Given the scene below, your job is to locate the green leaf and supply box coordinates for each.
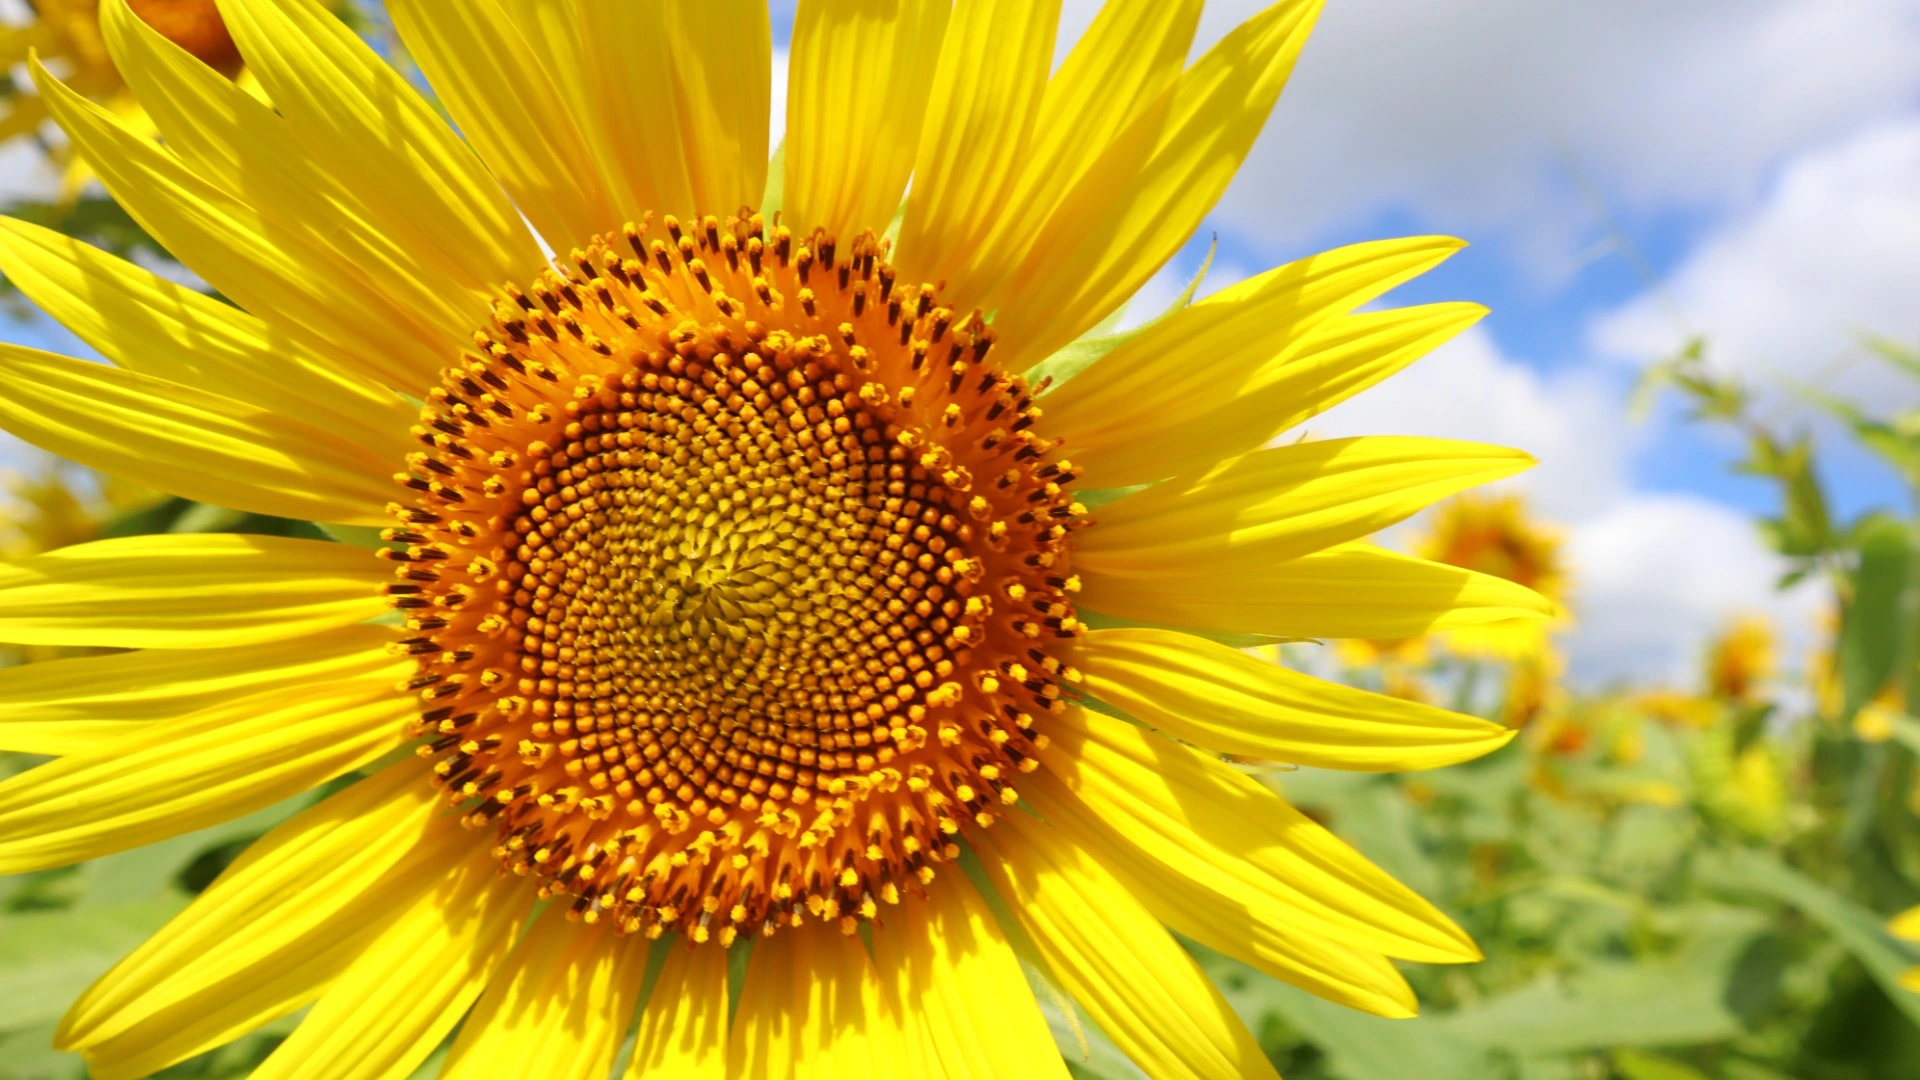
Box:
[1697,848,1920,1030]
[1719,1061,1798,1080]
[95,496,196,541]
[1800,381,1920,481]
[1613,1049,1711,1080]
[1167,234,1218,313]
[1222,969,1489,1080]
[0,898,186,1031]
[0,1023,83,1080]
[1744,435,1834,558]
[1730,703,1774,758]
[318,523,392,549]
[1431,911,1759,1054]
[1838,514,1915,721]
[1026,329,1141,397]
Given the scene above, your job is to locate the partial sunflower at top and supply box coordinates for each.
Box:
[0,0,328,198]
[0,1,1553,1077]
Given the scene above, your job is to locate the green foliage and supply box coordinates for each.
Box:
[1837,515,1915,721]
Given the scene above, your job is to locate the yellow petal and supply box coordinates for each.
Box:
[387,0,615,253]
[973,809,1279,1080]
[784,0,949,239]
[0,533,386,649]
[60,764,469,1080]
[1901,965,1920,995]
[626,943,727,1080]
[96,0,497,389]
[992,0,1324,371]
[1025,772,1417,1019]
[871,873,1068,1080]
[570,0,697,222]
[1070,628,1513,771]
[1079,540,1555,641]
[251,852,537,1080]
[0,625,400,756]
[0,343,397,526]
[893,0,1061,294]
[664,1,772,215]
[0,215,411,446]
[0,679,412,874]
[30,57,447,394]
[441,906,651,1080]
[489,0,768,223]
[1069,302,1486,489]
[1080,436,1533,574]
[1038,705,1480,963]
[491,0,593,131]
[959,0,1203,312]
[1043,236,1465,479]
[215,0,544,295]
[1891,904,1920,941]
[729,924,909,1078]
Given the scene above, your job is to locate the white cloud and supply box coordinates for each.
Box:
[1060,0,1920,271]
[1300,325,1814,686]
[0,139,59,205]
[1305,326,1633,522]
[1564,494,1823,687]
[1592,118,1920,410]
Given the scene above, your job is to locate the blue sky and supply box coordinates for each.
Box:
[3,0,1918,687]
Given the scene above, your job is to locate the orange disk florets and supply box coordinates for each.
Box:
[383,210,1086,944]
[125,0,244,74]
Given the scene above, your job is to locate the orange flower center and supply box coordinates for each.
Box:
[124,0,242,74]
[384,211,1086,944]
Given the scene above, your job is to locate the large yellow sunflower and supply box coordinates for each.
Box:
[0,0,1554,1075]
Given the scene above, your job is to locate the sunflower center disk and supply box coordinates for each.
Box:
[384,211,1086,943]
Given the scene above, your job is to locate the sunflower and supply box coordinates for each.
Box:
[1702,613,1775,706]
[1636,687,1719,730]
[0,0,1553,1075]
[1414,491,1568,660]
[1499,648,1562,729]
[0,0,250,197]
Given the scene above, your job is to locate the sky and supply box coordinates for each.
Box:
[4,0,1920,689]
[1054,0,1920,688]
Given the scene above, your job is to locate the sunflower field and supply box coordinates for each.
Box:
[0,0,1917,1078]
